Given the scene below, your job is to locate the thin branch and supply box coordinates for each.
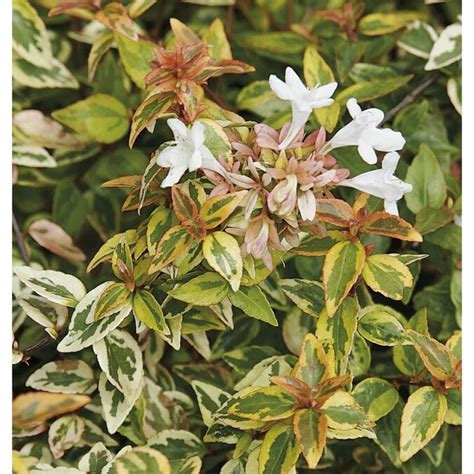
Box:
[381,73,439,125]
[21,327,68,362]
[12,212,30,264]
[225,4,235,38]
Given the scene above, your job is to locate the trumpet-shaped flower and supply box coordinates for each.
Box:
[269,67,337,150]
[156,119,225,187]
[339,152,412,215]
[326,98,405,164]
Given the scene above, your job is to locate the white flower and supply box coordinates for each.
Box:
[156,119,225,187]
[269,67,337,150]
[326,98,405,164]
[339,152,412,216]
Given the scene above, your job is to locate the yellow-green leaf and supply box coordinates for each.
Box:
[352,378,399,421]
[399,386,447,462]
[132,290,169,334]
[200,191,247,229]
[293,409,327,469]
[203,231,243,291]
[322,391,372,430]
[359,11,427,36]
[228,285,277,326]
[323,240,365,317]
[169,272,229,306]
[149,225,191,274]
[303,45,340,132]
[295,333,331,388]
[258,423,301,474]
[362,254,413,300]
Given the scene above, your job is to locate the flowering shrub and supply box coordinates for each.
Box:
[13,1,461,473]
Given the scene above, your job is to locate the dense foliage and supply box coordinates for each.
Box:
[12,0,461,473]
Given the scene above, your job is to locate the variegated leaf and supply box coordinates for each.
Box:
[280,279,325,317]
[323,240,366,316]
[199,191,247,229]
[149,225,191,273]
[352,378,399,421]
[234,356,293,391]
[362,254,413,300]
[425,23,461,71]
[290,231,345,256]
[146,208,175,255]
[258,423,300,474]
[48,415,85,459]
[203,232,243,292]
[88,32,114,81]
[358,305,410,346]
[98,373,142,434]
[103,446,171,474]
[228,386,297,421]
[407,330,456,381]
[191,381,231,427]
[132,290,169,334]
[321,391,372,430]
[362,212,422,242]
[18,295,68,332]
[13,392,90,429]
[228,285,277,326]
[78,442,114,473]
[93,329,144,400]
[399,386,447,462]
[293,409,327,469]
[169,272,229,306]
[58,283,132,353]
[316,297,358,376]
[26,360,96,394]
[13,144,57,168]
[14,266,86,308]
[295,333,331,388]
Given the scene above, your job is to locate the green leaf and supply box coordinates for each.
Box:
[374,399,403,468]
[199,191,247,229]
[362,254,413,300]
[352,378,399,421]
[26,360,96,395]
[291,231,345,256]
[407,330,456,381]
[445,388,461,425]
[14,266,86,308]
[115,33,155,89]
[359,11,427,36]
[228,386,297,421]
[280,279,325,317]
[228,285,277,326]
[52,94,129,144]
[169,272,229,306]
[133,290,169,334]
[236,81,288,117]
[415,207,453,235]
[336,75,413,104]
[203,232,243,292]
[58,282,132,353]
[316,297,359,376]
[304,45,339,132]
[202,18,232,61]
[93,329,144,400]
[258,423,301,474]
[146,208,175,255]
[323,240,366,317]
[405,144,447,214]
[293,409,327,469]
[400,387,447,462]
[425,23,461,71]
[94,282,131,320]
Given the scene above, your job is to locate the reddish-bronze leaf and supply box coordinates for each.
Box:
[172,187,207,239]
[316,198,355,227]
[362,211,422,242]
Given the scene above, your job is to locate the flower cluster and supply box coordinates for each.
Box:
[149,67,412,268]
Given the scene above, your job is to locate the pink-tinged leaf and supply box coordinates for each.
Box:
[28,219,86,263]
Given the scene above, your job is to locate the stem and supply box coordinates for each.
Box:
[225,4,235,38]
[287,0,294,28]
[21,327,68,361]
[381,73,439,125]
[12,212,30,264]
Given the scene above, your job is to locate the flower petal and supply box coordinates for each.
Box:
[369,128,406,152]
[269,75,294,101]
[381,151,400,174]
[311,81,338,101]
[167,118,188,142]
[161,165,187,188]
[298,190,317,221]
[285,67,308,96]
[279,106,310,149]
[190,121,206,148]
[357,140,378,164]
[384,200,399,216]
[347,98,362,118]
[156,145,179,167]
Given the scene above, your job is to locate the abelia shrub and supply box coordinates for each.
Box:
[12,0,461,473]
